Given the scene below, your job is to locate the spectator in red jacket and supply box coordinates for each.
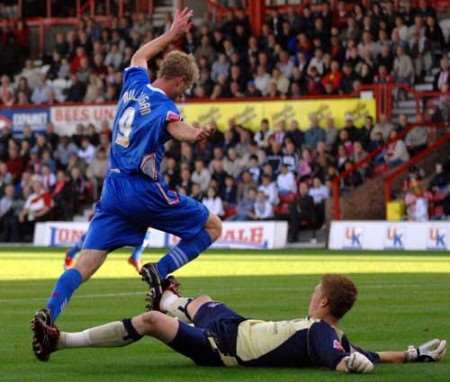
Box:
[19,179,54,241]
[6,144,24,181]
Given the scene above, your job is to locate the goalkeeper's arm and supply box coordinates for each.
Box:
[130,7,193,69]
[335,338,447,373]
[378,339,447,364]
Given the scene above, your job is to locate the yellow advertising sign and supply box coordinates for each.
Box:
[178,98,376,131]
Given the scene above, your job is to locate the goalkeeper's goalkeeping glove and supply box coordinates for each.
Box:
[343,352,374,373]
[406,339,447,362]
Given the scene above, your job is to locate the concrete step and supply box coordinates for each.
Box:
[152,5,173,25]
[396,100,417,108]
[154,5,172,14]
[392,109,417,116]
[415,83,434,91]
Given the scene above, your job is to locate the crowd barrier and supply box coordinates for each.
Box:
[0,98,376,135]
[33,221,288,249]
[329,221,450,251]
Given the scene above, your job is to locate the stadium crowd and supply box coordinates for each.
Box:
[1,1,450,243]
[0,108,445,243]
[1,1,449,105]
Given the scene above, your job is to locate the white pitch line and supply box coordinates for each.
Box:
[0,291,143,304]
[0,283,447,304]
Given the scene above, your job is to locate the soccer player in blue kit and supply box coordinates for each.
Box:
[33,274,447,371]
[32,8,222,354]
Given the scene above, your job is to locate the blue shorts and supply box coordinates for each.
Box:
[169,302,245,366]
[83,172,209,251]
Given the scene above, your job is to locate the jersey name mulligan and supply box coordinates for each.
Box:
[110,66,181,179]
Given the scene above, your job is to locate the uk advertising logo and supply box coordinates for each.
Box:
[343,227,363,249]
[427,228,447,250]
[384,227,405,250]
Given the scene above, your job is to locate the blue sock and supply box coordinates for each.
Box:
[156,229,212,278]
[46,268,83,322]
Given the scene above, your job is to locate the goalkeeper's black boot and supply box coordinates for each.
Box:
[31,309,59,361]
[145,275,181,311]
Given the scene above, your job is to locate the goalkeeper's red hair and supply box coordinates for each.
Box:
[321,274,358,320]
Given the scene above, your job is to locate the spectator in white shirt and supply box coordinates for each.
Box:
[277,50,294,79]
[202,187,224,218]
[386,130,410,167]
[104,44,123,69]
[31,74,53,104]
[191,159,211,192]
[277,164,297,195]
[251,191,274,220]
[254,65,271,96]
[308,48,325,75]
[211,53,229,82]
[258,174,279,205]
[308,177,329,205]
[78,137,96,164]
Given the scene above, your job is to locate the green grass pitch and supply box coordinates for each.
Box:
[1,248,450,382]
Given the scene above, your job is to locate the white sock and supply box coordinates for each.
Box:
[160,291,192,323]
[58,321,135,349]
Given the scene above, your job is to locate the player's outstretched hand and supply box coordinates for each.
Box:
[170,7,193,40]
[406,339,447,362]
[196,124,215,143]
[344,352,374,373]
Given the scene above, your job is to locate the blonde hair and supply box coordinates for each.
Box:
[158,50,199,89]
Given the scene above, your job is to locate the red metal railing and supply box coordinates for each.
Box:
[10,0,154,19]
[0,0,155,55]
[206,0,233,22]
[331,122,449,220]
[207,0,450,18]
[384,131,450,203]
[331,122,422,220]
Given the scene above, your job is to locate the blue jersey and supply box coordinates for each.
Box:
[110,66,181,179]
[82,66,209,252]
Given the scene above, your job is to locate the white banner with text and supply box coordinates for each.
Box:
[50,105,116,134]
[329,221,450,251]
[33,221,288,249]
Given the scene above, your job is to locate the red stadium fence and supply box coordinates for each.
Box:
[9,0,154,19]
[384,131,450,203]
[331,122,450,220]
[207,0,450,35]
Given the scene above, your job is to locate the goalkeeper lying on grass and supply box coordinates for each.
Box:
[32,274,447,373]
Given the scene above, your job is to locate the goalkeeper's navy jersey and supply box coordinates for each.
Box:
[186,302,380,369]
[110,66,181,178]
[232,318,380,368]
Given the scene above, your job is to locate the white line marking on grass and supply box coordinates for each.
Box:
[0,283,447,304]
[0,291,143,304]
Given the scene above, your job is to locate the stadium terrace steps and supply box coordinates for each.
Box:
[414,84,434,92]
[331,140,450,221]
[152,5,174,27]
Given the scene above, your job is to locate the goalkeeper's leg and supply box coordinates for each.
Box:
[55,311,180,353]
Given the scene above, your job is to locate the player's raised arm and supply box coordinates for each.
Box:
[130,7,193,69]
